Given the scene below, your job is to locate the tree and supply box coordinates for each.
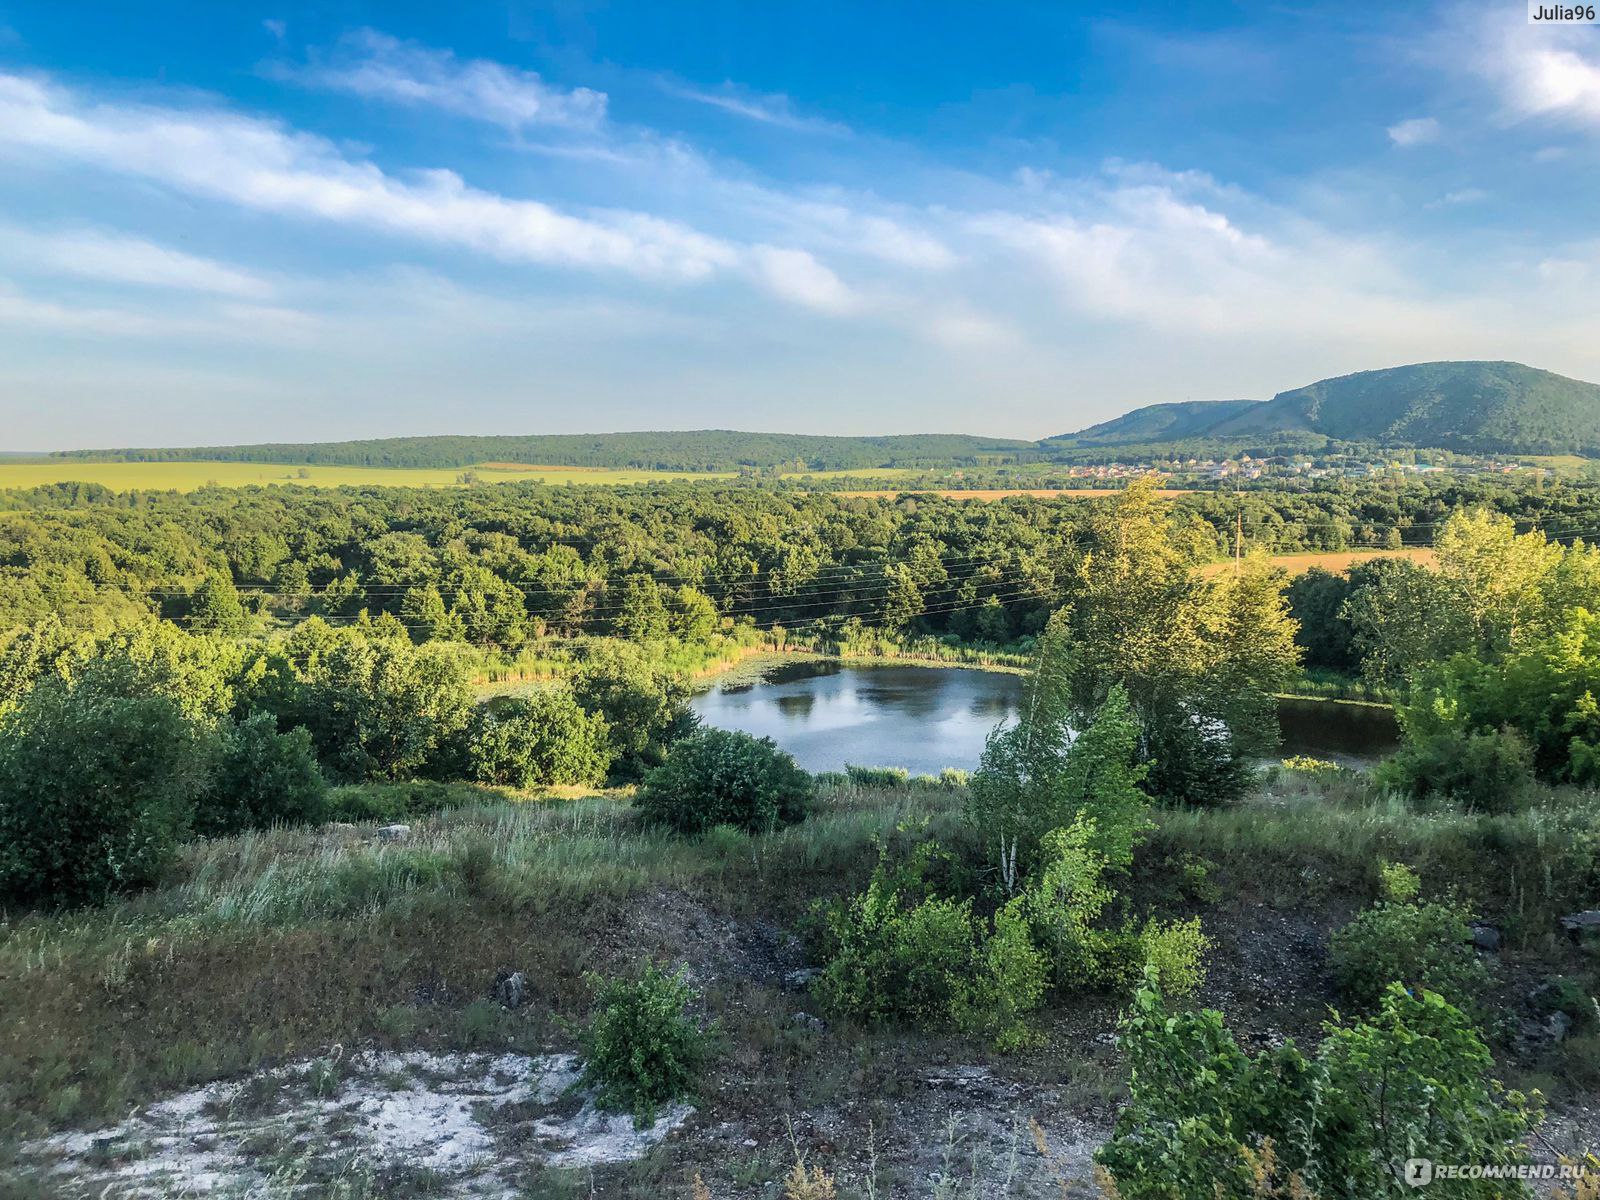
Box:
[613,573,672,642]
[463,689,614,788]
[967,667,1149,890]
[570,641,698,779]
[635,728,811,835]
[1285,567,1357,672]
[252,621,475,782]
[1048,483,1299,806]
[189,573,248,635]
[195,712,328,836]
[0,678,212,907]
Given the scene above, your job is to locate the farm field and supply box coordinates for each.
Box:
[0,461,736,492]
[1199,546,1437,577]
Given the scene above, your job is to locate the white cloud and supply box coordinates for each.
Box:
[749,246,859,313]
[1466,12,1600,130]
[666,81,849,136]
[0,72,734,281]
[0,278,307,340]
[1427,187,1488,208]
[262,19,286,44]
[1387,116,1441,146]
[969,174,1479,344]
[282,29,607,131]
[1,224,273,296]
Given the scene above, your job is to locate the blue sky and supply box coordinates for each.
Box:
[2,1,1599,448]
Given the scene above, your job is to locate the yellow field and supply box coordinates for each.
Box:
[1199,548,1437,578]
[0,461,733,492]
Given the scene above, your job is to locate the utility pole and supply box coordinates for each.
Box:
[1234,508,1243,575]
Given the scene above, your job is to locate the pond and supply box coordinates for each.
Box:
[689,661,1400,775]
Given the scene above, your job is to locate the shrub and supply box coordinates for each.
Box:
[816,875,979,1026]
[1331,894,1491,1013]
[1377,724,1535,814]
[0,679,211,907]
[1097,976,1543,1200]
[194,713,328,836]
[636,729,811,836]
[462,689,613,789]
[579,963,710,1125]
[814,851,1047,1050]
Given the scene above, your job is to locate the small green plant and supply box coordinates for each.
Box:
[1378,859,1421,902]
[578,963,710,1125]
[636,729,812,835]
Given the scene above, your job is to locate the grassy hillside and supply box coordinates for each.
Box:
[1053,361,1600,456]
[51,430,1039,472]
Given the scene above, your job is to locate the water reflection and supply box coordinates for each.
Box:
[690,663,1021,775]
[688,662,1403,776]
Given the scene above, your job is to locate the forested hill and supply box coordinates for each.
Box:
[51,431,1039,472]
[1053,361,1600,455]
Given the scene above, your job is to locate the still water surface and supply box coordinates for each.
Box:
[689,661,1399,775]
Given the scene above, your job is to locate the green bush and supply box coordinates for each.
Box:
[569,643,698,779]
[1097,977,1543,1199]
[578,963,711,1125]
[1330,894,1491,1013]
[0,679,211,908]
[462,689,613,789]
[814,851,1048,1050]
[1377,724,1536,814]
[194,713,328,836]
[635,729,811,836]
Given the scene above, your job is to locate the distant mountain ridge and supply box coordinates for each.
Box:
[47,361,1600,468]
[1053,361,1600,456]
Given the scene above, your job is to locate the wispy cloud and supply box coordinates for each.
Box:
[1387,116,1441,146]
[1,224,273,296]
[665,81,849,136]
[0,72,730,281]
[278,29,607,132]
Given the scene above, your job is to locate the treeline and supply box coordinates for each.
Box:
[7,476,1600,655]
[47,431,1038,472]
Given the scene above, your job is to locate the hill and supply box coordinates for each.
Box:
[50,431,1038,473]
[1052,361,1600,456]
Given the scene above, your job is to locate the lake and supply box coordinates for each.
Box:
[689,661,1399,774]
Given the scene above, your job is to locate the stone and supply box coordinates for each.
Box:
[1559,911,1600,942]
[783,968,821,991]
[493,969,528,1010]
[791,1012,826,1033]
[1549,1011,1575,1043]
[1470,923,1501,952]
[376,824,411,842]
